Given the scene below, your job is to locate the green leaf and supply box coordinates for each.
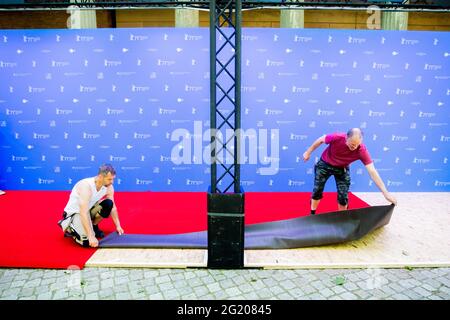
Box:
[334,276,346,285]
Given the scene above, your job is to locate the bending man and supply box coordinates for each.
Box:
[303,128,397,215]
[58,164,124,247]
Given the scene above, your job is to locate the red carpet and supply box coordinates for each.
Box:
[0,191,369,269]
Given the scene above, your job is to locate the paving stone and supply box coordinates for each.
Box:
[302,284,317,295]
[342,282,359,291]
[98,289,113,299]
[23,278,41,288]
[40,278,57,286]
[206,282,221,293]
[36,292,53,300]
[309,293,325,300]
[0,266,449,301]
[177,286,194,297]
[114,276,129,286]
[113,284,129,293]
[129,272,144,282]
[100,278,114,289]
[84,293,99,300]
[144,285,160,295]
[10,280,26,288]
[238,283,254,294]
[129,288,147,300]
[186,278,203,288]
[18,287,35,298]
[277,292,294,300]
[53,289,69,300]
[391,293,410,300]
[158,281,175,291]
[250,280,266,291]
[1,287,21,298]
[331,285,347,295]
[340,292,358,300]
[169,273,185,282]
[310,280,326,291]
[83,283,100,294]
[353,289,371,299]
[288,287,306,298]
[237,292,260,300]
[321,288,335,298]
[224,287,242,298]
[279,279,296,290]
[218,279,235,289]
[255,288,273,299]
[193,286,209,297]
[115,292,132,300]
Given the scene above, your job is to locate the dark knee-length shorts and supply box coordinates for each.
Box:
[312,159,351,206]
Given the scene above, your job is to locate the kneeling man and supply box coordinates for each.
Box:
[58,164,124,247]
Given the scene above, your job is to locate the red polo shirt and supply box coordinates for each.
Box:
[321,133,373,168]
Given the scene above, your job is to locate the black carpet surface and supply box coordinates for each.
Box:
[99,205,395,249]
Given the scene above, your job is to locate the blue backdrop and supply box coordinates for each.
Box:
[0,28,449,191]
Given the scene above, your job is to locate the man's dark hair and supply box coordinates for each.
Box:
[98,163,116,176]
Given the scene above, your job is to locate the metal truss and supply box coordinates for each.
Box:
[1,1,449,11]
[209,0,241,194]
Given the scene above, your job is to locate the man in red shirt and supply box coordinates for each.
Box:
[303,128,397,215]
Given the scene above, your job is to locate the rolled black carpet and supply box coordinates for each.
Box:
[99,204,394,249]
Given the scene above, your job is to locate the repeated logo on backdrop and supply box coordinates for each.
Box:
[0,28,449,191]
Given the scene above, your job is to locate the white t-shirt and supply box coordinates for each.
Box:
[63,177,107,214]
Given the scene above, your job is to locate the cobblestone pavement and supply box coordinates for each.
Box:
[0,267,449,300]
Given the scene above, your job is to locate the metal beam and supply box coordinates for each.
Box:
[209,0,241,194]
[1,1,449,12]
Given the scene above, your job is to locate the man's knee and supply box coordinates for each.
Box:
[312,180,326,200]
[311,192,323,201]
[98,199,113,218]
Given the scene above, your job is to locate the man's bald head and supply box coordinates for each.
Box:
[347,128,363,139]
[346,128,363,151]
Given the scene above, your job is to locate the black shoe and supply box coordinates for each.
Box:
[93,224,105,238]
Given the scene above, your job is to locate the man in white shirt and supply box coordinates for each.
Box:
[58,164,124,247]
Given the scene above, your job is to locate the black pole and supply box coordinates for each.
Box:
[207,0,245,269]
[234,0,242,193]
[209,0,217,193]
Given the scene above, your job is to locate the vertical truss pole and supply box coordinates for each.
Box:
[209,0,217,193]
[234,0,242,194]
[209,0,242,194]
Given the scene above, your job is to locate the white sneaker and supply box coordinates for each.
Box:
[0,190,5,196]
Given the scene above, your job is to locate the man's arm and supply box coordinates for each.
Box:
[303,135,326,162]
[77,183,98,247]
[365,163,397,205]
[106,185,124,235]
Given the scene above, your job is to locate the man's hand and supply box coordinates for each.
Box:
[88,235,99,247]
[383,192,397,206]
[302,151,311,162]
[116,226,124,235]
